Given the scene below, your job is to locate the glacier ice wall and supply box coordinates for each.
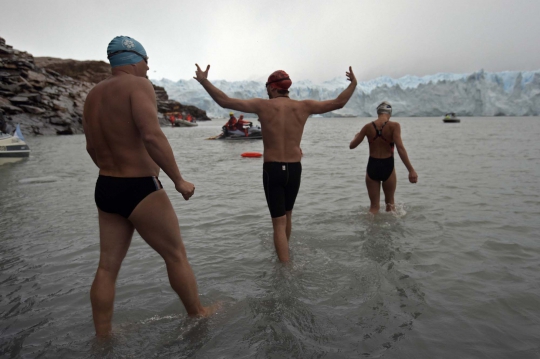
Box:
[152,70,540,117]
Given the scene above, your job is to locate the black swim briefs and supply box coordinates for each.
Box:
[366,156,394,182]
[262,162,302,218]
[94,175,163,218]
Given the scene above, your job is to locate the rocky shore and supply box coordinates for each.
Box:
[0,36,210,136]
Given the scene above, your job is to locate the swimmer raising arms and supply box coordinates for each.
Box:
[194,64,357,262]
[349,102,418,214]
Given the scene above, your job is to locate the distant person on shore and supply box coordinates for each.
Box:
[194,64,357,262]
[83,36,217,337]
[349,101,418,214]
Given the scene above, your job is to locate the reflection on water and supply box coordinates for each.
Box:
[1,118,540,358]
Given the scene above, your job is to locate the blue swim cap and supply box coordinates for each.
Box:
[107,36,148,68]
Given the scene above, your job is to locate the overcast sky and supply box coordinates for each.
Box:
[2,0,540,83]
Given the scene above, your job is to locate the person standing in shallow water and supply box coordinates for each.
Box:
[194,64,357,262]
[83,36,217,337]
[349,101,418,214]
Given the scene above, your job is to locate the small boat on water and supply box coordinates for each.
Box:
[208,124,263,140]
[0,124,31,165]
[443,113,461,123]
[173,118,198,127]
[167,112,198,127]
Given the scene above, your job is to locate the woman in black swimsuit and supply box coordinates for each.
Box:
[349,102,418,214]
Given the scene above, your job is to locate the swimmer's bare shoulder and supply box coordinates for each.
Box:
[114,74,154,98]
[129,77,159,116]
[389,121,401,140]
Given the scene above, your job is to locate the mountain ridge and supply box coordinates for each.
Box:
[153,69,540,118]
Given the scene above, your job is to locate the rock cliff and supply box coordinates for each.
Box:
[0,36,210,136]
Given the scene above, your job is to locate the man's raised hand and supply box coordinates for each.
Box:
[194,64,210,83]
[346,66,357,84]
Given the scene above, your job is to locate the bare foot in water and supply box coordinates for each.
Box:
[190,302,222,318]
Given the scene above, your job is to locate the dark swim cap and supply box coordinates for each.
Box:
[266,70,292,90]
[107,36,148,68]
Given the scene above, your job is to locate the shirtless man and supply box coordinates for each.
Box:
[194,64,357,262]
[83,36,215,337]
[349,101,418,214]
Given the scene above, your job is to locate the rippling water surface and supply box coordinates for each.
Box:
[1,117,540,358]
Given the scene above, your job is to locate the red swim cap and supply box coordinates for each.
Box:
[266,70,292,90]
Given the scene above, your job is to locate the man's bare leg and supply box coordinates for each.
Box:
[382,170,397,212]
[271,215,289,262]
[129,190,217,317]
[91,210,134,337]
[365,173,381,214]
[285,210,292,241]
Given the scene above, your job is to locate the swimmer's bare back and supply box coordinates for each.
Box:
[84,68,195,198]
[83,73,161,178]
[193,64,358,163]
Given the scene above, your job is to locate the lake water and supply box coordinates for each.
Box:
[1,117,539,358]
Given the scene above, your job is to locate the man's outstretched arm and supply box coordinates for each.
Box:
[194,64,262,114]
[303,66,358,115]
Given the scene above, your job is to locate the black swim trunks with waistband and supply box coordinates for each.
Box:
[95,175,163,218]
[263,162,302,218]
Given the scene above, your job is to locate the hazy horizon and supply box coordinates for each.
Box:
[2,0,539,83]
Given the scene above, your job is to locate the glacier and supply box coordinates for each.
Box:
[152,69,540,118]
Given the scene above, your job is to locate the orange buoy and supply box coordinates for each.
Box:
[241,152,262,158]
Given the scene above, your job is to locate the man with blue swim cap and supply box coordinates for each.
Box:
[84,36,218,337]
[107,35,148,68]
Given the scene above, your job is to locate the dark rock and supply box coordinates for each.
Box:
[0,45,13,55]
[0,96,11,107]
[20,105,45,114]
[17,93,41,102]
[0,69,20,78]
[9,96,29,104]
[43,68,61,77]
[31,125,43,135]
[27,70,47,85]
[0,110,5,132]
[56,126,73,135]
[1,82,21,92]
[17,60,35,70]
[50,116,72,125]
[154,85,169,101]
[1,104,23,114]
[0,62,17,69]
[1,36,211,136]
[35,57,111,84]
